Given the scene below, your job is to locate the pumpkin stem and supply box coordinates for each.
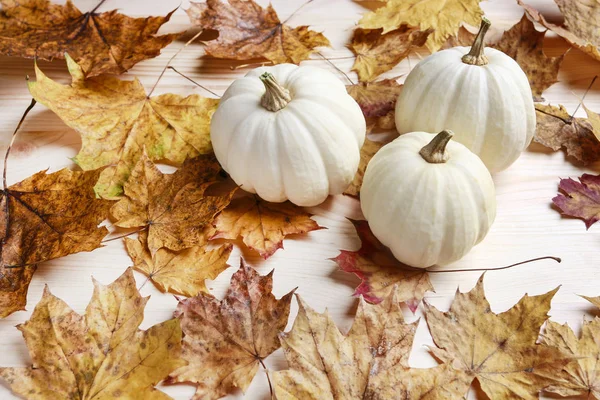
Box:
[260,72,292,112]
[420,130,453,163]
[462,17,491,66]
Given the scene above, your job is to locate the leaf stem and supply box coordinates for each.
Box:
[167,66,221,98]
[571,75,597,118]
[425,256,561,273]
[282,0,315,24]
[4,99,36,191]
[90,0,108,14]
[101,226,147,243]
[316,51,355,85]
[259,358,274,399]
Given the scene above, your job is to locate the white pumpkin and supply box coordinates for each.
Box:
[395,18,535,172]
[211,64,366,207]
[361,130,496,268]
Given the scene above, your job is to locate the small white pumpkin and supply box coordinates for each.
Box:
[395,18,535,172]
[211,64,366,207]
[361,130,496,268]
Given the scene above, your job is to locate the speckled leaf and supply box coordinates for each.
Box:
[346,79,403,130]
[553,173,600,229]
[167,259,294,400]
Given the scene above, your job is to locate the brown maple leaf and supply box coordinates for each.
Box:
[0,168,111,318]
[0,268,185,399]
[125,230,233,297]
[519,0,600,62]
[112,153,235,254]
[273,290,471,399]
[553,173,600,229]
[346,79,403,131]
[332,219,433,312]
[187,0,330,64]
[424,275,569,399]
[440,26,476,49]
[0,0,179,78]
[167,259,294,399]
[344,139,385,197]
[491,15,565,101]
[212,195,322,259]
[349,26,431,82]
[534,103,600,165]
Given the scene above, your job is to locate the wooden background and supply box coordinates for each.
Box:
[1,0,599,398]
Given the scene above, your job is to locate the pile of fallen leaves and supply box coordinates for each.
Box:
[0,0,600,398]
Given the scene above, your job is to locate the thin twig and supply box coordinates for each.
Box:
[316,51,355,85]
[571,75,597,118]
[101,226,147,243]
[425,256,561,273]
[4,99,36,191]
[230,61,274,70]
[90,0,108,14]
[167,66,221,98]
[282,0,315,24]
[259,358,274,399]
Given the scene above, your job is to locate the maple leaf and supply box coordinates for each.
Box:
[519,0,600,62]
[187,0,330,64]
[424,275,569,399]
[212,195,322,259]
[358,0,484,52]
[534,103,600,165]
[0,0,179,78]
[344,139,384,197]
[332,219,433,312]
[349,27,431,82]
[167,259,294,399]
[0,268,185,399]
[273,291,471,399]
[112,153,235,254]
[125,229,233,297]
[440,26,476,49]
[0,168,111,318]
[491,15,564,101]
[552,173,600,229]
[28,55,219,198]
[346,79,403,131]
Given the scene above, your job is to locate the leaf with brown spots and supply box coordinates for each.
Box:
[344,139,385,197]
[552,173,600,229]
[29,55,219,198]
[491,15,565,101]
[332,219,433,312]
[187,0,330,64]
[349,26,431,82]
[534,103,600,165]
[346,79,403,130]
[212,195,322,259]
[0,0,179,78]
[0,168,111,318]
[125,230,233,297]
[272,291,471,399]
[167,259,294,400]
[111,153,235,254]
[0,268,185,399]
[440,26,476,49]
[424,275,570,399]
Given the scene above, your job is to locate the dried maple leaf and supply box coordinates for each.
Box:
[212,195,322,259]
[346,79,403,131]
[112,153,235,254]
[349,27,431,82]
[0,268,185,399]
[332,219,433,312]
[534,103,600,165]
[273,291,471,399]
[553,173,600,229]
[167,259,294,399]
[125,230,233,297]
[424,275,569,399]
[0,0,179,78]
[358,0,484,52]
[29,55,219,198]
[187,0,330,64]
[344,139,384,197]
[440,26,476,49]
[491,15,564,101]
[0,168,111,318]
[519,0,600,62]
[541,319,600,398]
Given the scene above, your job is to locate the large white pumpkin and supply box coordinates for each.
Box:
[361,130,496,268]
[395,19,535,172]
[211,64,366,207]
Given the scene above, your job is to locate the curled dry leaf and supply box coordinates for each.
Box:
[212,195,322,259]
[125,230,233,297]
[0,168,111,318]
[424,275,569,399]
[491,14,565,101]
[349,26,431,82]
[112,153,235,254]
[0,269,185,399]
[344,139,385,197]
[346,78,403,131]
[273,291,470,399]
[29,55,219,198]
[553,173,600,229]
[167,259,294,400]
[0,0,179,78]
[440,26,476,49]
[534,103,600,165]
[187,0,330,64]
[358,0,484,52]
[332,219,433,312]
[519,0,600,62]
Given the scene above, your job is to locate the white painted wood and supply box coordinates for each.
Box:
[0,0,599,399]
